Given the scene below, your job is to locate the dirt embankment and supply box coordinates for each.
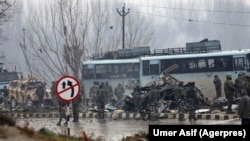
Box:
[0,114,148,141]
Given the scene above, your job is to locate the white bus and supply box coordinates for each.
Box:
[82,58,140,101]
[139,49,250,98]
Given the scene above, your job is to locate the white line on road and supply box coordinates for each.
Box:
[209,118,240,125]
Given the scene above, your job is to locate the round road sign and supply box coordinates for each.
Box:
[56,75,81,102]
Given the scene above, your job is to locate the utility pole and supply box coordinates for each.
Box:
[117,3,130,49]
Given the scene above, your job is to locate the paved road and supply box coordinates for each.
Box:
[16,117,241,141]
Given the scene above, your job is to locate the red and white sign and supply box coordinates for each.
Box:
[56,75,81,102]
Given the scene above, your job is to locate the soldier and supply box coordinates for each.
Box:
[36,84,45,108]
[50,81,57,107]
[244,73,250,97]
[114,83,125,105]
[185,82,199,121]
[147,82,160,120]
[224,74,237,114]
[235,73,245,97]
[104,81,113,103]
[213,75,222,99]
[237,89,250,125]
[56,99,68,126]
[174,81,186,121]
[2,85,9,109]
[72,96,81,122]
[89,81,99,108]
[96,83,108,120]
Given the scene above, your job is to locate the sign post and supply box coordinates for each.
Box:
[56,75,81,126]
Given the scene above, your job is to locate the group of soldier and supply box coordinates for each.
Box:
[173,81,201,122]
[88,81,129,120]
[17,72,249,125]
[213,72,250,125]
[50,81,82,126]
[87,79,207,122]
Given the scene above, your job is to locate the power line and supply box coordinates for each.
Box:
[131,10,250,27]
[128,3,250,14]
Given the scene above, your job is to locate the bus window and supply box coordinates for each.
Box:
[120,64,128,78]
[197,58,207,71]
[234,57,244,70]
[126,63,139,78]
[95,64,107,79]
[223,56,233,70]
[188,59,197,72]
[214,56,233,71]
[133,63,140,77]
[108,64,120,79]
[247,53,250,71]
[143,61,150,75]
[160,59,178,73]
[149,60,159,75]
[207,58,215,69]
[83,64,95,79]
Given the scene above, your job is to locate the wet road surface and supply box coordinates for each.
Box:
[16,117,241,141]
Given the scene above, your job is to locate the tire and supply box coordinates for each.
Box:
[26,98,33,109]
[10,98,17,110]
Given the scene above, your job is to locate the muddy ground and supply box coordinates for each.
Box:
[0,114,148,141]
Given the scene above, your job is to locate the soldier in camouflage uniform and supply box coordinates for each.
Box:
[36,84,45,108]
[89,81,99,108]
[237,89,250,125]
[2,85,9,109]
[245,73,250,97]
[235,73,245,97]
[72,96,81,122]
[51,81,57,107]
[174,81,186,121]
[213,75,222,99]
[56,99,68,126]
[185,82,199,121]
[104,81,113,103]
[224,74,237,114]
[114,83,125,105]
[96,83,108,120]
[147,82,160,120]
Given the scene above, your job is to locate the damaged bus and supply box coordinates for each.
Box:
[139,48,250,98]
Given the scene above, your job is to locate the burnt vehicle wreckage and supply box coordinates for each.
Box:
[112,64,240,120]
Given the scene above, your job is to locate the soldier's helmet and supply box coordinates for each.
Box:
[226,74,232,79]
[245,73,250,79]
[99,82,104,89]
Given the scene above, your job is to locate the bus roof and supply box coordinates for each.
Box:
[83,58,139,65]
[140,49,250,60]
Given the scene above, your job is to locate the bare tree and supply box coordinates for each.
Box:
[20,0,155,84]
[21,0,90,83]
[126,11,154,49]
[0,0,15,18]
[0,0,16,60]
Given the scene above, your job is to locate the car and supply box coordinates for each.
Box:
[7,75,53,110]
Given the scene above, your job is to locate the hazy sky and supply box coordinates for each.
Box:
[1,0,250,74]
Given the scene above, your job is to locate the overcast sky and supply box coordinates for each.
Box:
[1,0,250,74]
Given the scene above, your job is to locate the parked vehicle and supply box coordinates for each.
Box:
[7,75,52,110]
